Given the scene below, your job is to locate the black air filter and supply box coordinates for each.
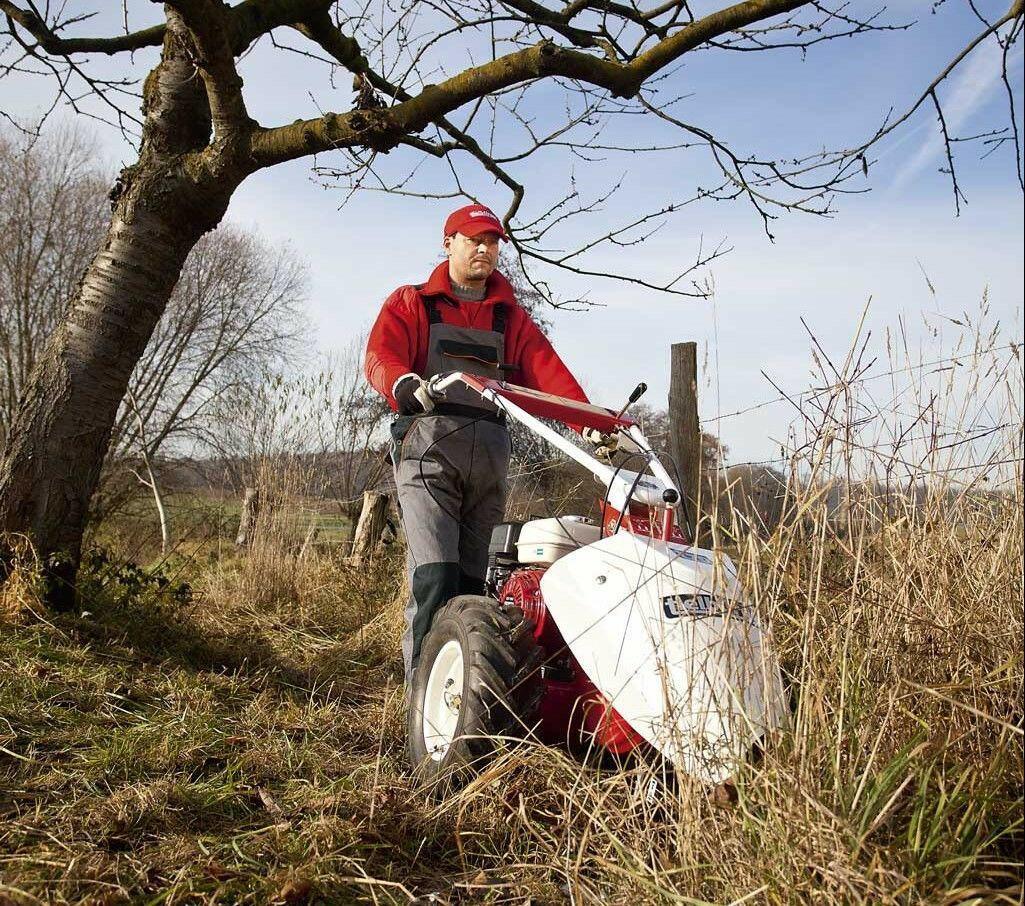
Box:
[487,522,523,565]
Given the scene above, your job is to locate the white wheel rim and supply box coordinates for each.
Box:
[422,639,465,761]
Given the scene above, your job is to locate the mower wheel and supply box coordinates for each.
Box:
[408,595,544,792]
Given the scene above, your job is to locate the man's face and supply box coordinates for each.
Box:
[444,231,501,284]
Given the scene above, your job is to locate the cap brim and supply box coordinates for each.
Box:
[449,219,509,241]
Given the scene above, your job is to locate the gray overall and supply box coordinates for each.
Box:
[392,295,512,681]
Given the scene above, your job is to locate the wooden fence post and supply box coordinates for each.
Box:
[349,491,388,563]
[669,342,700,543]
[235,486,260,547]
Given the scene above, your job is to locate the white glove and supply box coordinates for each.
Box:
[582,427,615,449]
[582,427,619,460]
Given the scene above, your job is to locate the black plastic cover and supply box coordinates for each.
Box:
[488,522,523,562]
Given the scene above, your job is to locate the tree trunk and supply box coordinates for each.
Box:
[0,14,243,604]
[141,459,171,556]
[0,187,227,600]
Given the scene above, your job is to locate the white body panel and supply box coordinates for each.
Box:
[428,372,787,784]
[540,533,788,784]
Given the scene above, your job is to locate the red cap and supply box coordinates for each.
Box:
[443,204,508,241]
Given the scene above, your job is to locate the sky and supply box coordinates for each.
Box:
[1,0,1022,464]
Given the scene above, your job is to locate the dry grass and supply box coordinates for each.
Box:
[0,313,1021,904]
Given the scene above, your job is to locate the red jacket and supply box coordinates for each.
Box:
[365,261,588,410]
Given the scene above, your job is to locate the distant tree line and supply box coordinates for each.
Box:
[0,127,394,548]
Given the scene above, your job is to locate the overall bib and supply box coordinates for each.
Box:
[392,295,512,681]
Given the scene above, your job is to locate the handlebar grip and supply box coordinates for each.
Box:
[414,382,437,412]
[424,375,445,399]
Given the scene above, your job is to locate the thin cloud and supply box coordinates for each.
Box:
[892,42,1021,189]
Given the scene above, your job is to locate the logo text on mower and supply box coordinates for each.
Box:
[662,593,727,619]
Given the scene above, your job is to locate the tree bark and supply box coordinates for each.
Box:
[0,14,240,603]
[0,180,230,597]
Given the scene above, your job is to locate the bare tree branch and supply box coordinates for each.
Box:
[165,0,250,139]
[252,0,811,167]
[0,0,165,54]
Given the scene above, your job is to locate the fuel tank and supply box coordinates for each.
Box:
[538,533,788,784]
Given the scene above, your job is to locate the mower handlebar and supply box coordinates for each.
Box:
[427,372,637,434]
[427,372,681,510]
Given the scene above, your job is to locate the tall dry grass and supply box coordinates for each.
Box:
[0,305,1019,904]
[423,307,1023,903]
[196,455,404,660]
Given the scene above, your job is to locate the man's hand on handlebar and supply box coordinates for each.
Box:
[393,374,436,415]
[582,427,613,450]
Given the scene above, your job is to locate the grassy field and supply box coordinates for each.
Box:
[94,490,355,566]
[1,465,1021,904]
[1,546,424,905]
[2,322,1022,904]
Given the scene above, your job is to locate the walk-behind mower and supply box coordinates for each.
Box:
[407,372,788,793]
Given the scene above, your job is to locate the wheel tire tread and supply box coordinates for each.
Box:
[408,594,544,792]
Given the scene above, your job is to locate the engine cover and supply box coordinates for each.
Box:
[538,533,789,784]
[515,516,601,565]
[498,567,558,650]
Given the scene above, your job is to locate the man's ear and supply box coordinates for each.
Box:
[442,235,453,256]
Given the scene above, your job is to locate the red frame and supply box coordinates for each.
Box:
[600,500,688,545]
[456,375,637,434]
[498,568,646,755]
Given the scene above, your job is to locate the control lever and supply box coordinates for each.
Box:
[615,382,647,420]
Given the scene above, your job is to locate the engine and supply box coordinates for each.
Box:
[486,521,645,756]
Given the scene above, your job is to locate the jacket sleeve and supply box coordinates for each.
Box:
[513,310,589,404]
[365,287,422,409]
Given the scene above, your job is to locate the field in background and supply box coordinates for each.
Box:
[1,311,1021,904]
[96,489,356,562]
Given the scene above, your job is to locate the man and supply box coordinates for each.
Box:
[365,203,588,682]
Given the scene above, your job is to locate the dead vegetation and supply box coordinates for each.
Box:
[1,313,1021,905]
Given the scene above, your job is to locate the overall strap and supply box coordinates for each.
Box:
[422,292,443,325]
[423,288,506,333]
[491,302,507,334]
